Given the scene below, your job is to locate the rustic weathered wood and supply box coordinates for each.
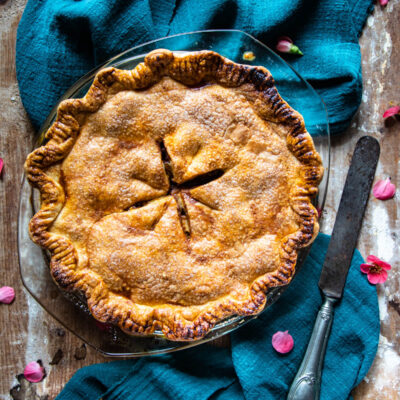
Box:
[344,3,400,398]
[0,1,399,399]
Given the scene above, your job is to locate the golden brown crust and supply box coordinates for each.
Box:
[25,50,323,341]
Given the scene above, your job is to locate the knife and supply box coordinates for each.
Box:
[287,136,380,400]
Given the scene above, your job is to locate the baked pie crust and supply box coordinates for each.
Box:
[25,49,323,341]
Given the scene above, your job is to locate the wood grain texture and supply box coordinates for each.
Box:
[0,1,399,399]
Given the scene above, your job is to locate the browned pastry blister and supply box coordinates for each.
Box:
[25,49,323,341]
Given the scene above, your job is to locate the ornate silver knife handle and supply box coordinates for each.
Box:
[287,296,337,400]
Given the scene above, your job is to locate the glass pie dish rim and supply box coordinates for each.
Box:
[18,29,330,357]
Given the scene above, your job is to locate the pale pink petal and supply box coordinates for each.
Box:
[276,40,292,53]
[372,178,396,200]
[383,105,399,118]
[276,36,303,56]
[0,286,15,304]
[272,330,294,354]
[360,263,371,274]
[24,361,45,383]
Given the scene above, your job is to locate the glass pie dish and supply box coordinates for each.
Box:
[18,30,330,357]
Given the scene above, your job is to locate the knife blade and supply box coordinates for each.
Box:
[287,136,380,400]
[319,135,380,298]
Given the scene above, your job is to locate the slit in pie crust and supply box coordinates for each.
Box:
[25,49,323,341]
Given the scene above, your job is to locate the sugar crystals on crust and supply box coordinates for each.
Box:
[25,50,323,340]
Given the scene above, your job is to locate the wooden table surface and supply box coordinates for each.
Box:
[1,1,399,399]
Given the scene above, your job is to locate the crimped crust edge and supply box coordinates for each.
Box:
[25,49,323,341]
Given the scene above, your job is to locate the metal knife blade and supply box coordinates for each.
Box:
[287,136,380,400]
[318,136,380,299]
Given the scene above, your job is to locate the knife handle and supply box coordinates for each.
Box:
[287,296,337,400]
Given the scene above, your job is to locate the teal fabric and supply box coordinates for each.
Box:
[16,0,373,134]
[55,234,379,400]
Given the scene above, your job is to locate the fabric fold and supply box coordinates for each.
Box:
[16,0,373,134]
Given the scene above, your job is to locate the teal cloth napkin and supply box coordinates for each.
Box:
[16,0,373,134]
[55,234,379,400]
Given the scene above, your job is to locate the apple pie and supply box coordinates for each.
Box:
[25,49,323,340]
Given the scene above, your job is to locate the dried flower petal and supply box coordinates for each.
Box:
[276,37,303,56]
[74,344,87,360]
[383,105,400,118]
[272,330,294,354]
[0,286,15,304]
[360,255,391,285]
[49,349,63,365]
[372,178,396,200]
[379,0,389,6]
[23,361,45,383]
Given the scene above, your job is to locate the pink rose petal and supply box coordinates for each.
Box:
[0,286,15,304]
[366,255,391,270]
[361,255,391,285]
[360,263,371,274]
[23,361,45,383]
[367,272,381,284]
[276,36,303,56]
[0,158,3,176]
[276,37,303,56]
[379,0,389,6]
[372,178,396,200]
[272,330,294,354]
[377,269,388,283]
[368,270,388,284]
[366,255,381,264]
[276,39,292,53]
[379,261,392,271]
[383,105,400,118]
